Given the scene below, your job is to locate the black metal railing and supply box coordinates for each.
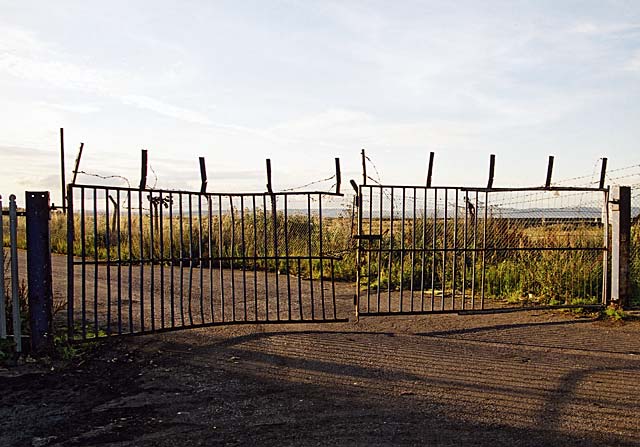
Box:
[355,185,608,316]
[67,184,348,338]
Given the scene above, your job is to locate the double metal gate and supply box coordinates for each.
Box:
[66,184,348,338]
[355,184,608,316]
[65,180,610,338]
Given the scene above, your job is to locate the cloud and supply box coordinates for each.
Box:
[121,95,213,126]
[568,21,640,35]
[41,102,101,114]
[0,145,51,158]
[0,25,217,128]
[626,51,640,72]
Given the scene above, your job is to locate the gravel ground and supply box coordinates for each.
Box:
[2,310,640,446]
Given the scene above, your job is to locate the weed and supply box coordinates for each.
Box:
[53,326,106,361]
[603,304,626,321]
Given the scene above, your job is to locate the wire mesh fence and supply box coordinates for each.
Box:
[356,185,607,314]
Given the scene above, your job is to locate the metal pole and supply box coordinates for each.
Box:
[610,185,631,307]
[60,128,66,212]
[139,149,148,190]
[9,195,21,353]
[71,142,84,185]
[599,158,608,189]
[361,149,367,186]
[26,191,54,354]
[487,154,495,189]
[426,152,434,188]
[602,188,609,305]
[266,159,273,193]
[199,157,207,193]
[545,156,554,188]
[0,195,5,338]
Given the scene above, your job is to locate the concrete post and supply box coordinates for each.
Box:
[610,186,631,307]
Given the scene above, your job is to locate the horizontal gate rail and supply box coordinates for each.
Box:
[67,183,348,339]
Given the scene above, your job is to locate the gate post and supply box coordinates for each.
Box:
[26,191,54,355]
[609,186,631,307]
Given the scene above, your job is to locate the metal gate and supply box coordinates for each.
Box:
[355,184,608,316]
[66,184,348,338]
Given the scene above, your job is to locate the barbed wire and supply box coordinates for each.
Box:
[149,165,158,189]
[76,171,131,188]
[281,174,336,192]
[72,155,640,218]
[365,155,382,184]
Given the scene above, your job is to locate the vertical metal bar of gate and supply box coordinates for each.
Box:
[389,187,394,311]
[443,188,448,310]
[481,191,488,309]
[452,190,458,309]
[9,195,21,352]
[0,196,5,339]
[420,188,427,311]
[66,186,74,337]
[66,184,346,338]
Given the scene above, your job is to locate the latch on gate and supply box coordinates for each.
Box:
[354,234,383,241]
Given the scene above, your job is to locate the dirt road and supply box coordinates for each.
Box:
[2,309,640,446]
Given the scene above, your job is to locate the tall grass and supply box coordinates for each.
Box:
[4,209,635,305]
[358,216,605,305]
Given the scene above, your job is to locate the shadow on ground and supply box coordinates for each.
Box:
[1,313,640,446]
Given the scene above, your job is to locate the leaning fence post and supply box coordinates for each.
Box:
[199,157,208,193]
[426,152,435,188]
[335,158,341,194]
[26,191,54,355]
[487,154,495,189]
[599,158,608,189]
[609,185,631,307]
[545,156,554,188]
[139,149,148,190]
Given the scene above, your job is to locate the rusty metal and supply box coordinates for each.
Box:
[71,143,84,185]
[60,128,66,211]
[599,158,608,190]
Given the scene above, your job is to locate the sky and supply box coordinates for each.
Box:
[1,0,639,206]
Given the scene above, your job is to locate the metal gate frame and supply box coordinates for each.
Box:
[66,183,348,339]
[354,183,609,317]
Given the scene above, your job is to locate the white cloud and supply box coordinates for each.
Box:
[0,25,217,129]
[41,102,101,114]
[121,95,213,126]
[568,21,640,35]
[626,51,640,72]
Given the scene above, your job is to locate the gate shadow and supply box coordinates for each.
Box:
[146,325,640,446]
